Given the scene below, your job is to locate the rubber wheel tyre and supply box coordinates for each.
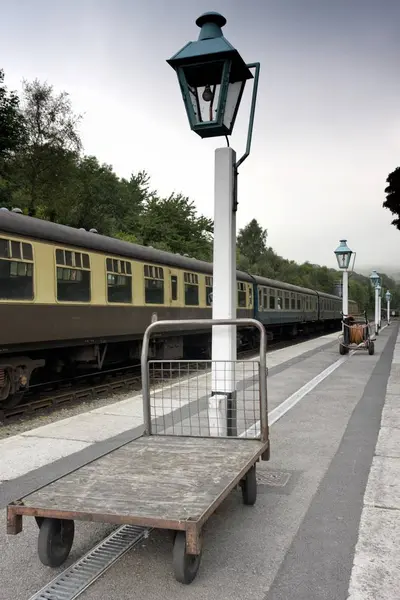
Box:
[172,531,201,584]
[339,344,346,355]
[368,341,375,356]
[242,465,257,506]
[38,518,75,567]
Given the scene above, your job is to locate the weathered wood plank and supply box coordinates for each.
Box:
[20,437,263,523]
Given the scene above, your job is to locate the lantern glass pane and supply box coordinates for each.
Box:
[223,80,245,129]
[188,83,221,124]
[336,252,350,269]
[182,61,225,125]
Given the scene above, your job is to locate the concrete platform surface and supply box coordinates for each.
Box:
[347,324,400,600]
[0,322,397,600]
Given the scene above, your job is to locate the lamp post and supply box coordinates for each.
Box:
[378,286,382,329]
[334,239,354,320]
[385,290,392,325]
[168,12,260,435]
[369,270,380,335]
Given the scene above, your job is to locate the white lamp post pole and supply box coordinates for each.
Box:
[378,292,382,329]
[209,147,237,435]
[375,285,380,335]
[369,271,380,336]
[342,269,349,318]
[386,291,391,325]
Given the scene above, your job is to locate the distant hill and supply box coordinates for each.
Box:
[356,266,400,283]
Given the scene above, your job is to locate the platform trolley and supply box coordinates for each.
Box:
[6,318,270,585]
[339,312,375,355]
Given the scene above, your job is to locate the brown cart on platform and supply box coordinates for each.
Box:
[339,312,375,355]
[7,318,269,585]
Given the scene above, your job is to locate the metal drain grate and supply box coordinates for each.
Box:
[29,524,151,600]
[257,469,291,487]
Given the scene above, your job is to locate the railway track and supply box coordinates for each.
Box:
[0,349,258,424]
[0,332,334,425]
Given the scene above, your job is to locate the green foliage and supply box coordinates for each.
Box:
[0,70,26,168]
[1,69,399,312]
[383,167,400,230]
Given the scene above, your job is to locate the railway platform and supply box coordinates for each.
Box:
[0,322,398,599]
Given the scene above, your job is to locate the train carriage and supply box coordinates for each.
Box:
[0,210,353,407]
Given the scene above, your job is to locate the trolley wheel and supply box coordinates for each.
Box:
[242,464,257,506]
[339,343,346,355]
[368,341,375,356]
[172,531,201,585]
[37,518,74,567]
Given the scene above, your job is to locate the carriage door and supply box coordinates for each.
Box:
[169,269,180,307]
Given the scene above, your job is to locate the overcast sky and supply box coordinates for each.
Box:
[2,0,400,271]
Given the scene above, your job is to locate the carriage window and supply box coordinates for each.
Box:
[238,282,247,307]
[56,249,91,302]
[184,272,199,305]
[144,264,164,304]
[291,293,296,310]
[0,238,34,300]
[171,275,178,301]
[284,292,290,309]
[269,288,276,309]
[205,276,213,306]
[297,297,301,310]
[248,285,253,308]
[258,288,263,310]
[106,258,132,303]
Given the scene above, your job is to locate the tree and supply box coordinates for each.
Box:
[139,193,213,260]
[0,70,26,168]
[11,79,82,215]
[237,219,268,266]
[383,167,400,230]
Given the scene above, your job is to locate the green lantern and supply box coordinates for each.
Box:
[334,239,353,270]
[369,270,380,288]
[167,12,253,138]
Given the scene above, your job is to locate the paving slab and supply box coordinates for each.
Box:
[347,506,400,600]
[375,425,400,458]
[1,436,90,481]
[21,412,143,443]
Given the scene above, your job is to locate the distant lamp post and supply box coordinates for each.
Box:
[168,12,260,435]
[334,240,354,319]
[377,284,382,330]
[385,290,392,325]
[369,270,380,335]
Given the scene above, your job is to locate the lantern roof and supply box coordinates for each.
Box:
[167,12,253,83]
[334,239,352,255]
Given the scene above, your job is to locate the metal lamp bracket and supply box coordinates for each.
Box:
[233,62,260,212]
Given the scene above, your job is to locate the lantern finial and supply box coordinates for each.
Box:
[196,12,227,40]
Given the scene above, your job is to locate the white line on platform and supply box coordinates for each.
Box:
[242,323,389,438]
[268,354,350,426]
[240,353,351,438]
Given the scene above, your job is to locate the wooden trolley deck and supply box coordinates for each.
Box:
[8,435,266,533]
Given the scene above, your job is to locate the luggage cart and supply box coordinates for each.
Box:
[7,318,269,585]
[339,312,375,356]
